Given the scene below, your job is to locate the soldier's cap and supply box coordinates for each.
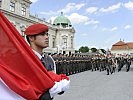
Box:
[24,23,48,35]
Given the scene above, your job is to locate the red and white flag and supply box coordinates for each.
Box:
[0,11,55,99]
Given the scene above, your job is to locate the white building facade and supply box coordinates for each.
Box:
[0,0,75,54]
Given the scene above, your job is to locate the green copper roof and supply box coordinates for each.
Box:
[53,12,71,25]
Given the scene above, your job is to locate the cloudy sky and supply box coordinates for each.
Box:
[30,0,133,50]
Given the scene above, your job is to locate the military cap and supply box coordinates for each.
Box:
[24,23,48,35]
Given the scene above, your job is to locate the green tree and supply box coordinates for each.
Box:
[91,47,97,53]
[100,49,106,54]
[75,50,79,53]
[79,46,89,53]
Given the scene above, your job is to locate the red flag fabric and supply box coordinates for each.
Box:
[0,11,55,99]
[48,71,69,82]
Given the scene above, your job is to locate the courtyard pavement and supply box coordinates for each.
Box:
[54,65,133,100]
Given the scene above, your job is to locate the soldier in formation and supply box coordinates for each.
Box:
[51,53,132,76]
[52,53,92,75]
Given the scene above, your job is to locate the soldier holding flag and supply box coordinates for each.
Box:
[0,11,70,100]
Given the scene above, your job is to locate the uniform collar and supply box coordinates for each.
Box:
[32,49,42,60]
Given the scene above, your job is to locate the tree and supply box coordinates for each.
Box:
[75,50,79,53]
[91,47,97,53]
[100,49,106,54]
[79,46,89,53]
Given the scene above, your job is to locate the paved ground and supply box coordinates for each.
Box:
[54,65,133,100]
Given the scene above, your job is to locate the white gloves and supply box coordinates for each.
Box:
[59,79,70,91]
[49,79,70,98]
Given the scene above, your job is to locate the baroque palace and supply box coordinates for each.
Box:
[0,0,75,54]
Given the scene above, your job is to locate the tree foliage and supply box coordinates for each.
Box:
[91,48,97,53]
[78,46,106,54]
[100,49,106,54]
[79,46,89,53]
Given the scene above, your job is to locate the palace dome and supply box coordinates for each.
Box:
[53,12,72,27]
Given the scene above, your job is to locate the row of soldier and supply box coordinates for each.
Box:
[117,57,132,72]
[105,56,132,75]
[51,53,92,75]
[50,53,132,76]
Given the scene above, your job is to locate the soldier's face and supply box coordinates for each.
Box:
[31,31,49,49]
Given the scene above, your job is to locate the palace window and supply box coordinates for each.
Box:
[62,35,67,49]
[20,24,26,36]
[10,2,15,12]
[63,38,67,48]
[21,7,26,16]
[21,31,25,37]
[0,0,2,7]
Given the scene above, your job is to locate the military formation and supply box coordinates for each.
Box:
[52,53,92,75]
[51,53,132,76]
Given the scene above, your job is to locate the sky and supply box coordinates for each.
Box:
[29,0,133,50]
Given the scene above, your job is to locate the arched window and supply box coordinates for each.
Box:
[62,35,68,49]
[21,6,26,16]
[20,24,26,37]
[10,1,15,12]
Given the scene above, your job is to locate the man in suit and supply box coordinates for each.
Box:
[24,23,70,100]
